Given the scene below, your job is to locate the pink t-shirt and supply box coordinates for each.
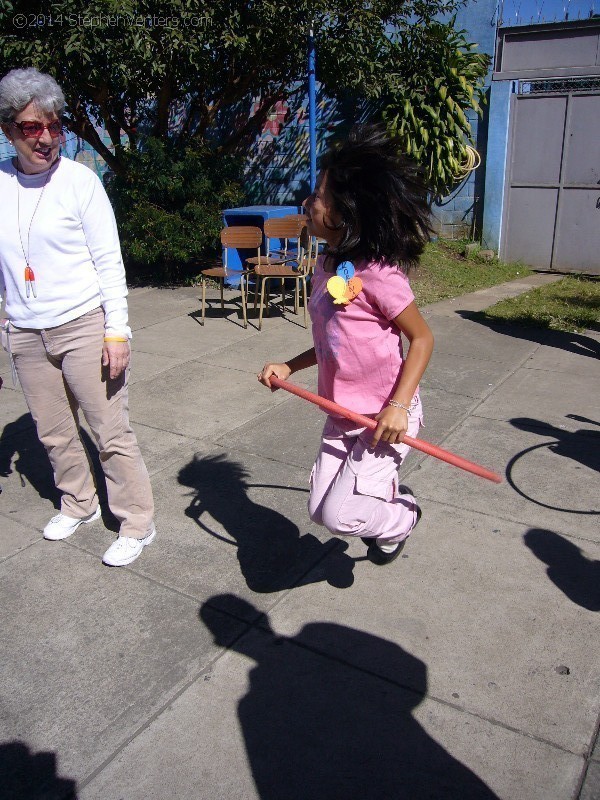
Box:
[308,256,416,415]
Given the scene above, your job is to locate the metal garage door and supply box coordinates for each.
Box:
[502,79,600,274]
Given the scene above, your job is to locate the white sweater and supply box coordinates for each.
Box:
[0,156,130,336]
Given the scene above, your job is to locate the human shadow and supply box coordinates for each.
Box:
[509,416,600,476]
[178,453,355,593]
[457,310,600,360]
[506,417,599,515]
[201,595,500,800]
[524,529,600,612]
[0,415,59,505]
[0,414,119,531]
[566,413,600,428]
[0,740,78,800]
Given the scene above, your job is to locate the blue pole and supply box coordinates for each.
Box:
[308,23,317,192]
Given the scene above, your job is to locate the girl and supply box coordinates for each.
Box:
[258,125,434,565]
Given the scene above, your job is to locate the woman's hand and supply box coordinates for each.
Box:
[102,340,130,380]
[257,362,292,389]
[372,405,409,448]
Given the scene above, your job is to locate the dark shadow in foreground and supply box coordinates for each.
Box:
[179,454,355,593]
[0,740,78,800]
[524,528,600,612]
[201,595,500,800]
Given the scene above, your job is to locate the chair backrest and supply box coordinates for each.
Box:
[296,225,318,275]
[220,226,262,270]
[262,216,306,259]
[221,226,263,249]
[263,216,305,238]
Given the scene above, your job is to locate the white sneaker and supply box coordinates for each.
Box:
[43,507,101,541]
[102,526,156,567]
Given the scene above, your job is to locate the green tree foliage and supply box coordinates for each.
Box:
[0,0,488,275]
[382,21,491,198]
[105,138,244,277]
[0,0,468,175]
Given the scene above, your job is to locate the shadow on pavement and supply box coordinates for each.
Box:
[0,740,78,800]
[0,415,119,532]
[524,529,600,612]
[0,416,59,506]
[456,311,600,360]
[179,453,355,592]
[506,417,600,515]
[510,417,600,474]
[201,595,500,800]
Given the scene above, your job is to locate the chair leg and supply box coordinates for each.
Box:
[294,281,299,315]
[259,277,268,331]
[253,276,259,309]
[220,279,224,310]
[201,278,206,326]
[241,274,248,329]
[280,278,285,312]
[302,277,308,327]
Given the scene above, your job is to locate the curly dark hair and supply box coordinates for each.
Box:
[319,124,434,272]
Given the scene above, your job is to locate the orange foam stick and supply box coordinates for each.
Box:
[269,376,502,484]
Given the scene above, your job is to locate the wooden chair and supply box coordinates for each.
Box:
[246,216,306,268]
[199,226,262,328]
[253,225,317,330]
[247,216,307,314]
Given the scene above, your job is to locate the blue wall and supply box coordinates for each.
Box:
[481,80,513,251]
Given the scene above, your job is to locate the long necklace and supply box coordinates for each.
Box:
[15,157,56,299]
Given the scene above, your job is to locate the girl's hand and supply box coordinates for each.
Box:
[372,405,409,447]
[102,341,130,380]
[257,362,292,389]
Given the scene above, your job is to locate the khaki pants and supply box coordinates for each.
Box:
[9,308,154,539]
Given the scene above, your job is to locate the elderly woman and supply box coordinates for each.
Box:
[0,67,156,567]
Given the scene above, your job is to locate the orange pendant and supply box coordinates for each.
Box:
[25,265,37,298]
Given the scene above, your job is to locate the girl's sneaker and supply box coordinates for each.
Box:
[364,506,422,565]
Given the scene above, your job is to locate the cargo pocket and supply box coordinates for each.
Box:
[354,475,394,503]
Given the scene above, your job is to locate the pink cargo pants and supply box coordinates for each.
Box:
[308,399,422,546]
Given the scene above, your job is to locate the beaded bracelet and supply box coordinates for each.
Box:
[388,399,412,414]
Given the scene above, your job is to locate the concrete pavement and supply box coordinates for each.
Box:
[0,273,598,799]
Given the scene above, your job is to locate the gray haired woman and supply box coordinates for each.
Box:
[0,67,156,566]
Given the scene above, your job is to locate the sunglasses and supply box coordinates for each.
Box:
[11,120,63,138]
